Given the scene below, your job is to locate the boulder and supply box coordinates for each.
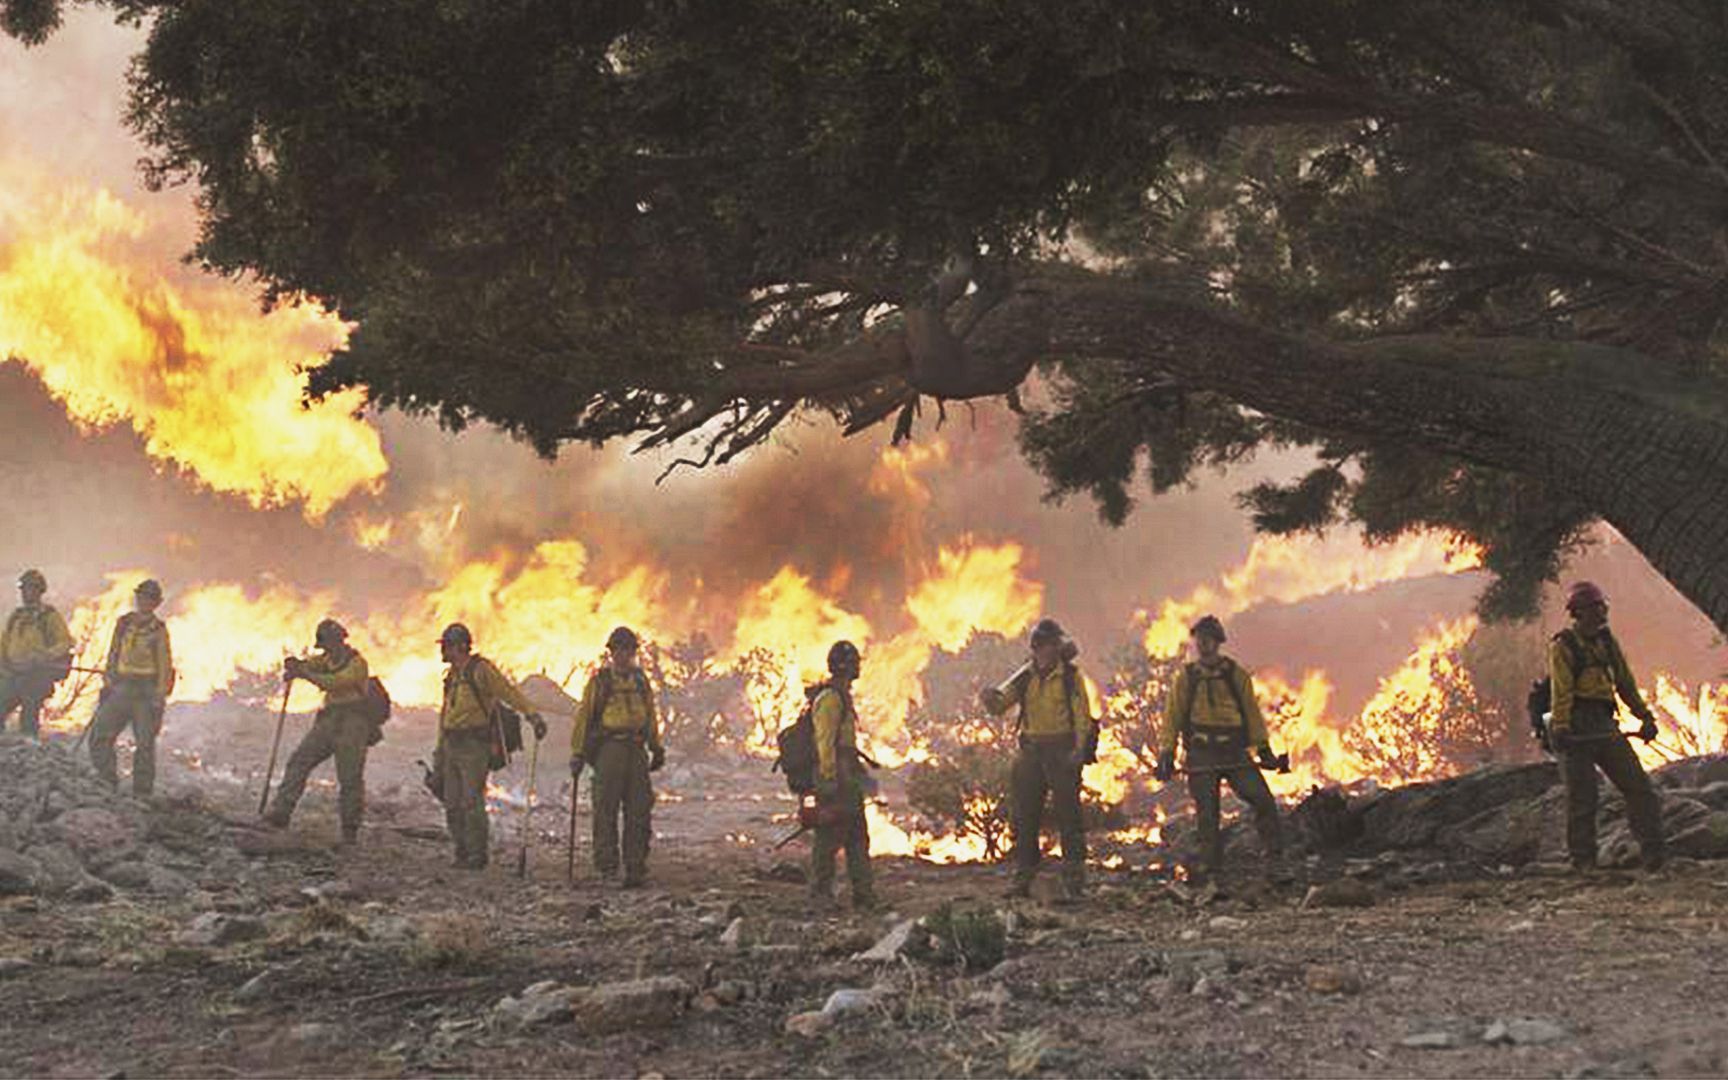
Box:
[493,981,575,1031]
[853,918,923,963]
[177,912,268,948]
[1302,879,1376,909]
[0,848,42,895]
[568,976,690,1035]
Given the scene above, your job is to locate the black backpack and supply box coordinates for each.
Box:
[360,676,393,726]
[581,667,653,762]
[1526,629,1616,748]
[772,684,827,795]
[1176,658,1251,742]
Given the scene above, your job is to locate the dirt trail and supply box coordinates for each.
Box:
[2,740,1726,1079]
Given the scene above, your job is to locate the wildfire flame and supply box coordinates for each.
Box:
[0,164,386,518]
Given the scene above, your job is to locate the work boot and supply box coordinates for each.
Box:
[808,887,837,914]
[851,888,879,912]
[621,869,647,890]
[262,808,291,830]
[1569,856,1598,875]
[1640,847,1667,874]
[1003,873,1032,900]
[338,826,359,849]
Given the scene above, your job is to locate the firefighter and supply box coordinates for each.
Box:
[982,618,1090,902]
[1155,615,1284,879]
[569,626,665,887]
[0,569,73,738]
[435,623,546,870]
[264,619,373,845]
[1549,582,1665,871]
[89,579,174,796]
[808,639,876,909]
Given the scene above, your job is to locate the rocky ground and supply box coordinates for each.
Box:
[3,731,1728,1079]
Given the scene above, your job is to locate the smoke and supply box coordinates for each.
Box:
[1,9,1721,735]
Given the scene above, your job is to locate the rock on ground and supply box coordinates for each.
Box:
[568,976,691,1035]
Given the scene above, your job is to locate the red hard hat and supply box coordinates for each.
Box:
[1565,581,1607,611]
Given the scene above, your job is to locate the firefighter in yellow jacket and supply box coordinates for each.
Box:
[264,620,374,844]
[570,627,665,887]
[1548,582,1665,871]
[807,639,876,909]
[0,569,73,738]
[982,618,1091,901]
[436,623,545,870]
[1155,615,1283,879]
[89,579,174,796]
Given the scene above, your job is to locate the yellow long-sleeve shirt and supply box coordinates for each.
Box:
[570,667,661,754]
[1015,663,1091,741]
[440,654,537,733]
[1549,628,1652,733]
[812,685,858,784]
[297,647,370,707]
[1160,658,1268,756]
[105,612,174,697]
[1,603,72,672]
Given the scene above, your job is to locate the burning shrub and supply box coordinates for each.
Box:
[906,747,1013,858]
[640,635,755,756]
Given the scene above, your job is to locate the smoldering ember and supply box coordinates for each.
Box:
[3,5,1728,1079]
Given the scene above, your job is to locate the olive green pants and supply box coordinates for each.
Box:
[1185,732,1282,874]
[89,678,163,796]
[811,790,874,902]
[439,731,495,868]
[590,738,654,879]
[1561,701,1664,866]
[1010,738,1086,888]
[0,670,56,738]
[267,706,372,836]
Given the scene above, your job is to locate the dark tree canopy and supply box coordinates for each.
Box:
[10,0,1728,627]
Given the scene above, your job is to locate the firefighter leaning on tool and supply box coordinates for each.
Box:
[1156,615,1284,879]
[808,640,877,909]
[1549,582,1666,872]
[436,623,546,870]
[982,618,1091,902]
[0,569,73,738]
[264,620,373,845]
[89,579,174,797]
[570,627,664,888]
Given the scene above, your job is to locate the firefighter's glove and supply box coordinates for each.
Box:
[282,656,305,682]
[815,780,841,804]
[1637,717,1659,743]
[979,687,1008,715]
[569,756,585,778]
[1255,745,1280,770]
[1154,752,1175,783]
[529,714,548,741]
[649,745,666,772]
[1548,728,1571,752]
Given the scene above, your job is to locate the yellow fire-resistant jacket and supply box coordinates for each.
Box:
[104,612,174,697]
[1159,658,1268,756]
[1015,663,1091,742]
[1549,627,1653,734]
[440,654,537,734]
[298,647,370,708]
[1,603,72,673]
[571,667,662,755]
[812,685,859,784]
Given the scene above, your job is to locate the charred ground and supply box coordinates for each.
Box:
[2,726,1727,1079]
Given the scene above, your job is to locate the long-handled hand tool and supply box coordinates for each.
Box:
[565,762,583,884]
[516,733,541,879]
[258,680,292,816]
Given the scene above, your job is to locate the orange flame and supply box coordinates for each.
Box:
[0,164,386,518]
